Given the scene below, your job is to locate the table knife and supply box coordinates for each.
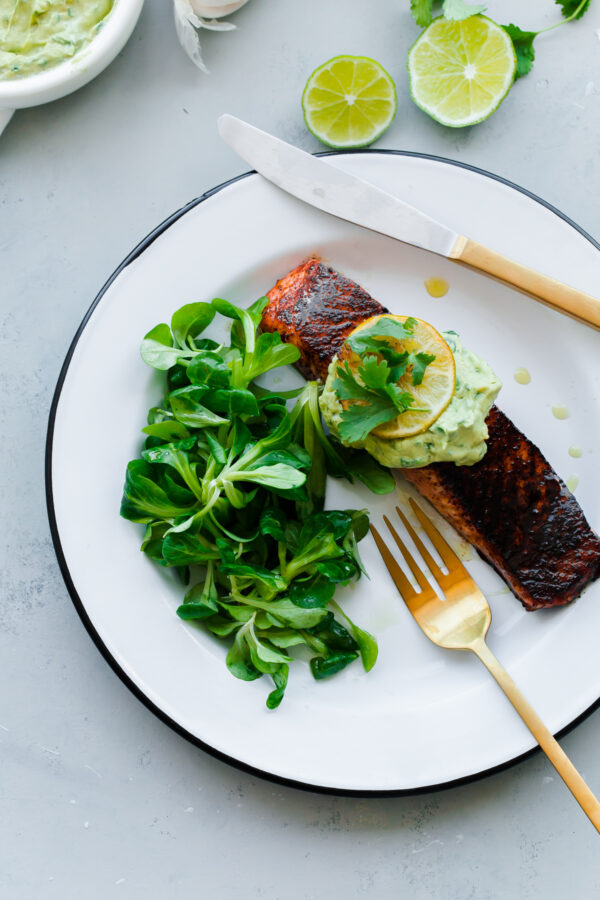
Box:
[218,114,600,331]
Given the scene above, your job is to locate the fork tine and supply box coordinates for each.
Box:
[408,498,468,575]
[383,515,431,593]
[370,524,418,600]
[395,506,445,584]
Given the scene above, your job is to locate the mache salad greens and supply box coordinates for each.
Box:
[120,295,395,709]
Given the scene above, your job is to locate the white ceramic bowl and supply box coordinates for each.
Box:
[0,0,144,132]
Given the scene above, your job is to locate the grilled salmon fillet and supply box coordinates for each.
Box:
[263,257,387,381]
[262,258,600,610]
[404,408,600,610]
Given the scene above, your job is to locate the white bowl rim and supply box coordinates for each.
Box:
[0,0,144,108]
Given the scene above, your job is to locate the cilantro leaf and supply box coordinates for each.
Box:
[410,351,436,385]
[410,0,433,27]
[388,352,411,383]
[503,24,537,80]
[332,362,373,402]
[333,361,395,410]
[384,382,415,413]
[555,0,591,19]
[358,348,435,389]
[333,363,401,443]
[442,0,486,21]
[358,355,393,393]
[345,316,415,358]
[502,0,589,82]
[358,357,417,412]
[333,359,417,443]
[336,399,400,443]
[333,315,437,443]
[365,340,407,369]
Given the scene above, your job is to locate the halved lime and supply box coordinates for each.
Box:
[302,56,397,149]
[408,16,516,128]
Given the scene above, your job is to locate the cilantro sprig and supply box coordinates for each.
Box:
[556,0,591,17]
[504,0,592,80]
[410,0,485,27]
[410,0,592,82]
[333,317,436,444]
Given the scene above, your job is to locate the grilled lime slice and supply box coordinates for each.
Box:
[338,315,456,439]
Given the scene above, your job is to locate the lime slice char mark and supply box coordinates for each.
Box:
[408,16,517,128]
[302,55,397,149]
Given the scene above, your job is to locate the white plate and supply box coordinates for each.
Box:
[46,152,600,794]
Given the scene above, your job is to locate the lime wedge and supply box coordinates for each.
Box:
[408,16,516,128]
[302,55,397,149]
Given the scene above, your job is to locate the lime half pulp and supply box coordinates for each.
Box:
[408,16,516,128]
[302,55,397,149]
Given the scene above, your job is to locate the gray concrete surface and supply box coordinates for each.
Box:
[2,0,600,896]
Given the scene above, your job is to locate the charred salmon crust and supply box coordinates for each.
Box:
[262,261,600,610]
[404,407,600,610]
[262,257,387,382]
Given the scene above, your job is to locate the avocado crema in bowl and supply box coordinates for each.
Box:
[0,0,115,80]
[0,0,143,134]
[320,331,502,469]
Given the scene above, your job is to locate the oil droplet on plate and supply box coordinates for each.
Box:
[552,405,570,420]
[424,277,449,298]
[568,446,582,458]
[513,367,531,385]
[566,475,579,492]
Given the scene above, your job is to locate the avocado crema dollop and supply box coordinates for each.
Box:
[0,0,114,81]
[320,331,502,468]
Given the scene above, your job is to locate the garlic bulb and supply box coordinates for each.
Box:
[173,0,251,73]
[190,0,251,15]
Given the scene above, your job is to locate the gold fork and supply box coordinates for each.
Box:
[371,498,600,832]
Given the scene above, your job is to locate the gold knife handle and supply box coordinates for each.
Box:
[449,236,600,331]
[472,638,600,833]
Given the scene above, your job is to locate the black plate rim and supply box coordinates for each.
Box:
[45,148,600,798]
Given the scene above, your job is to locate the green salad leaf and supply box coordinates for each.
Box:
[310,653,359,680]
[121,294,396,708]
[140,324,185,370]
[171,302,215,350]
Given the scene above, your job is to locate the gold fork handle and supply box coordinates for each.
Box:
[471,638,600,833]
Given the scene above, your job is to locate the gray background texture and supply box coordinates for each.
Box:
[2,0,600,896]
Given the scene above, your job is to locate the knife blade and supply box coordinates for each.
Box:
[217,114,600,330]
[218,114,458,258]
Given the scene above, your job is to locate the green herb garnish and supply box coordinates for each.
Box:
[333,317,436,444]
[410,0,485,26]
[121,297,396,708]
[503,0,592,80]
